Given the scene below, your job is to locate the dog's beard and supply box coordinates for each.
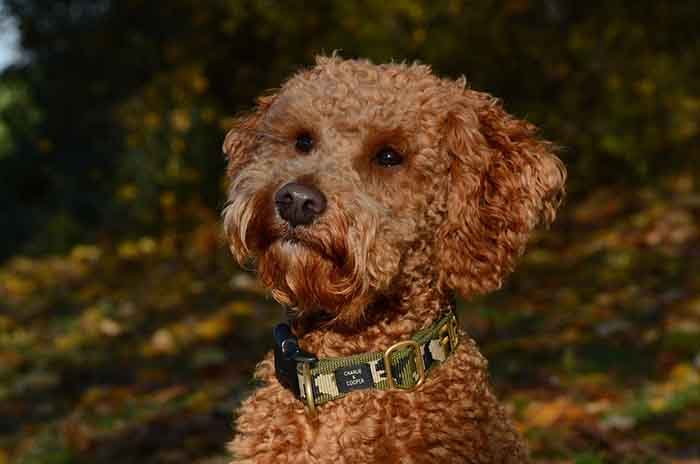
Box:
[259,240,360,314]
[224,183,384,326]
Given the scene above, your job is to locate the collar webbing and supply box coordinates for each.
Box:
[274,311,460,416]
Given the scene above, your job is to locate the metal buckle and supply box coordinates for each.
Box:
[301,362,317,418]
[439,314,459,355]
[383,340,425,391]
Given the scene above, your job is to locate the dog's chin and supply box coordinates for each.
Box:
[256,238,370,326]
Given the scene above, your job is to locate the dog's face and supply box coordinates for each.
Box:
[223,57,565,326]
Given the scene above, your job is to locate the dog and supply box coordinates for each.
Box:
[223,55,566,463]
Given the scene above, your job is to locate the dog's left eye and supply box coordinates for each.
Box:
[375,147,404,167]
[295,133,314,153]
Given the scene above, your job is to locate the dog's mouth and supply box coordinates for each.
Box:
[254,221,366,318]
[276,228,347,269]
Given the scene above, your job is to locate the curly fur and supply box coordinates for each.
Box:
[223,56,566,463]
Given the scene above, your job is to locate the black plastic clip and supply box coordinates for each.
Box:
[273,323,317,398]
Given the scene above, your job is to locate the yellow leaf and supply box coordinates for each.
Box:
[191,74,208,94]
[186,391,211,412]
[669,363,699,387]
[117,184,138,201]
[99,318,123,337]
[583,399,612,415]
[117,241,139,258]
[227,301,253,316]
[70,245,102,262]
[0,316,14,331]
[649,396,666,413]
[1,276,36,298]
[160,191,176,208]
[148,329,177,355]
[171,109,191,132]
[195,317,232,341]
[523,397,586,428]
[138,237,157,254]
[55,333,84,351]
[152,385,188,404]
[143,112,161,129]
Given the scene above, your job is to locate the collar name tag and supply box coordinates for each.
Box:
[335,364,373,393]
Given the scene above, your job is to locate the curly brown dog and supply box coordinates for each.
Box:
[223,56,566,463]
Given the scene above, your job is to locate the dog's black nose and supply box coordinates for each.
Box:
[275,182,327,226]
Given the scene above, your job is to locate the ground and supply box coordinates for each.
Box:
[1,178,699,464]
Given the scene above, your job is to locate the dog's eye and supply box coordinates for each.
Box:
[295,133,314,153]
[375,147,403,167]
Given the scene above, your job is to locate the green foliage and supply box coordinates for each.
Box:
[0,77,41,159]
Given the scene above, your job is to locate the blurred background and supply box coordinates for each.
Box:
[0,1,699,463]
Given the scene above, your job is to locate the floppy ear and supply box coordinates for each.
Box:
[223,94,276,177]
[222,94,276,265]
[436,90,566,298]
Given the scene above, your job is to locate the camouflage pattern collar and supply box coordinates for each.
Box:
[273,311,460,417]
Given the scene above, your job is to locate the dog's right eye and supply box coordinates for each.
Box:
[375,147,404,167]
[295,133,314,153]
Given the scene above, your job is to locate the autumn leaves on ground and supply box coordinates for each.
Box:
[1,178,699,464]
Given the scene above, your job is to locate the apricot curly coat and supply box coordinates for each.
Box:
[223,56,566,463]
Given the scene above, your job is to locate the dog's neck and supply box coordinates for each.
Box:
[296,273,455,358]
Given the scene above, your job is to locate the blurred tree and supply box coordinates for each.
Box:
[0,72,45,254]
[0,0,698,259]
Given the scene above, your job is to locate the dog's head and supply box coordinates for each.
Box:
[223,56,566,327]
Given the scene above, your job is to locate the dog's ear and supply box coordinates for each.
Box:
[437,89,566,298]
[223,94,276,177]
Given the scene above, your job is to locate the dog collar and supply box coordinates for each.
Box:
[273,311,460,417]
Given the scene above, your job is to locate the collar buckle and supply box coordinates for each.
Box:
[439,313,459,354]
[301,362,317,418]
[383,340,426,391]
